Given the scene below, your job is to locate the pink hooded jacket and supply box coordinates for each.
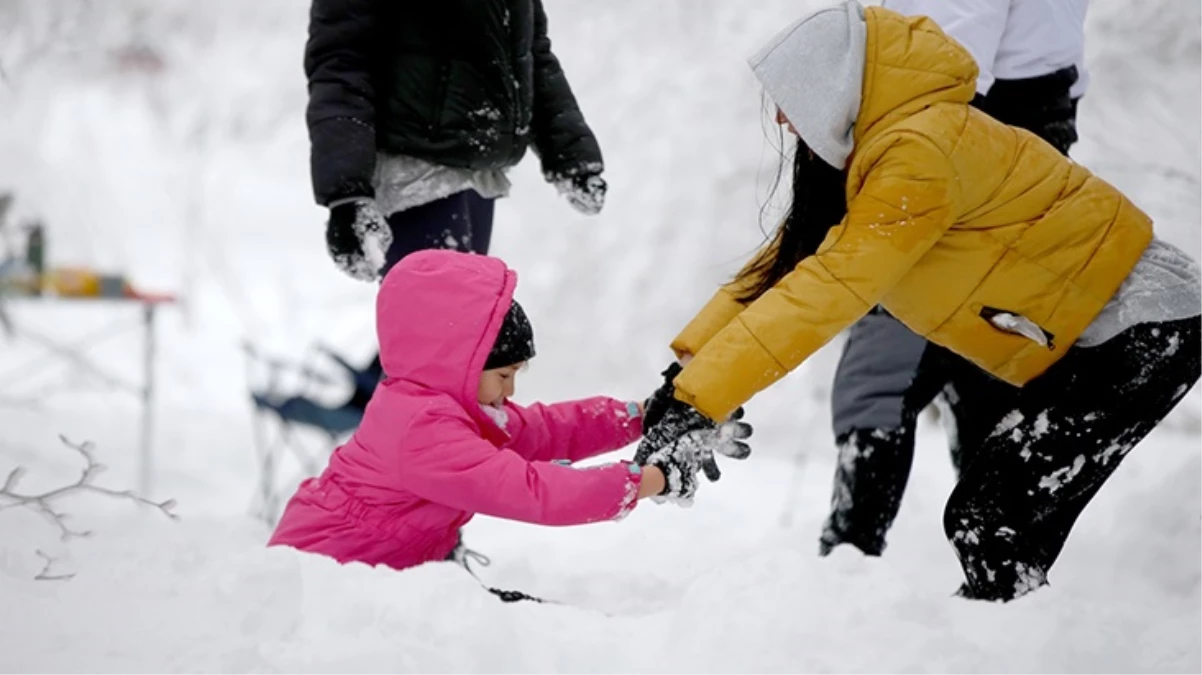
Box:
[268,250,644,570]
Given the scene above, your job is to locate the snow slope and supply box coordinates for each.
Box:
[0,0,1198,672]
[2,432,1199,673]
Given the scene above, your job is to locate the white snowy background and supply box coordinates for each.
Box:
[0,0,1198,672]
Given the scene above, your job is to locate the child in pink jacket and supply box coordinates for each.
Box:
[269,250,747,584]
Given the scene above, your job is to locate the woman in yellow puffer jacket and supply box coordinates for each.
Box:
[634,1,1200,602]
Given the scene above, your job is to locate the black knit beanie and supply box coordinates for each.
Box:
[484,299,536,370]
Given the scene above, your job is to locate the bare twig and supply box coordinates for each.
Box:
[2,465,23,492]
[33,549,74,581]
[0,435,179,542]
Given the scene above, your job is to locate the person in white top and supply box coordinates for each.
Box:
[885,0,1089,100]
[821,0,1093,562]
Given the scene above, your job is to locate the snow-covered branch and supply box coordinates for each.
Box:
[0,434,179,542]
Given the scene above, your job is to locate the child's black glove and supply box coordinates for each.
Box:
[636,391,752,492]
[638,406,753,504]
[325,197,393,282]
[641,362,750,479]
[639,432,705,504]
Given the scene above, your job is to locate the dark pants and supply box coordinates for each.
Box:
[826,318,1200,601]
[380,189,496,277]
[822,324,1012,556]
[947,318,1200,601]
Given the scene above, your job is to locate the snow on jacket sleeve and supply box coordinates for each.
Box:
[674,132,959,421]
[504,397,643,464]
[304,0,379,205]
[882,0,1009,95]
[395,413,641,525]
[529,0,603,181]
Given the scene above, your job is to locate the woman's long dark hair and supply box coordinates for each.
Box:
[735,139,849,303]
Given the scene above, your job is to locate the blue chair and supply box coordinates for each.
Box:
[243,342,382,522]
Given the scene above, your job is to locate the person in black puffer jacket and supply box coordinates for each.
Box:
[307,0,606,281]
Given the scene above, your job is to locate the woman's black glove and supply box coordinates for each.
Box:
[550,170,607,215]
[325,197,392,281]
[642,362,683,429]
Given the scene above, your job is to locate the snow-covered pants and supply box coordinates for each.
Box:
[946,317,1200,601]
[381,189,495,276]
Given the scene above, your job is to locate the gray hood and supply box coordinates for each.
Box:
[749,1,868,169]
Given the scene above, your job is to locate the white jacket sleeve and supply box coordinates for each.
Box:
[882,0,1010,95]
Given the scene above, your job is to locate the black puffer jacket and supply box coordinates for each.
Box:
[305,0,602,206]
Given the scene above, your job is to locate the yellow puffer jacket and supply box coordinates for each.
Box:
[671,7,1152,422]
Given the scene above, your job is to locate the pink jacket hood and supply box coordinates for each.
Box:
[376,249,517,426]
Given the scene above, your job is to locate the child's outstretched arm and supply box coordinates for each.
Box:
[395,413,661,526]
[504,397,643,464]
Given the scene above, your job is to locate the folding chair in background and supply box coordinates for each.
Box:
[242,341,382,523]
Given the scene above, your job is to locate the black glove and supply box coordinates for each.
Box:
[636,397,752,484]
[325,198,393,282]
[642,361,748,476]
[643,362,683,430]
[638,405,753,504]
[551,171,607,215]
[639,432,705,504]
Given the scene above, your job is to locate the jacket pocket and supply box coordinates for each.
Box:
[979,306,1056,350]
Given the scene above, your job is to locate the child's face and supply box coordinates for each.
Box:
[477,362,523,407]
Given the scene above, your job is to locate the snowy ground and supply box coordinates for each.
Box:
[0,0,1198,672]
